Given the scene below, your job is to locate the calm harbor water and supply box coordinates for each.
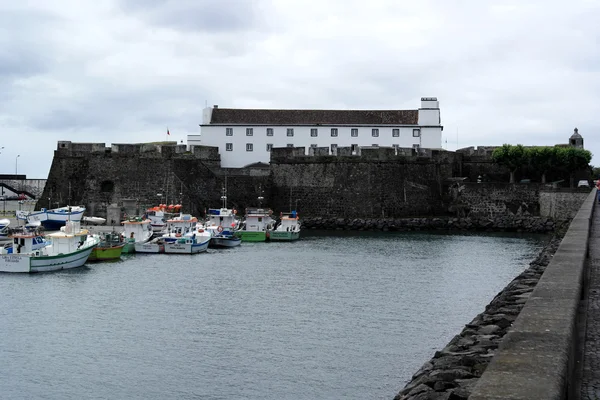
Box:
[0,230,547,400]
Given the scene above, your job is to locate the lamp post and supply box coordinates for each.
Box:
[15,154,20,176]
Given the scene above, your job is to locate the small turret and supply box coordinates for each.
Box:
[569,127,584,149]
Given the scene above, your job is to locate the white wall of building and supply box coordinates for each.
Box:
[190,124,442,168]
[188,98,443,168]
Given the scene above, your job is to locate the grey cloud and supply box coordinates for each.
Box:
[117,0,265,33]
[27,83,216,132]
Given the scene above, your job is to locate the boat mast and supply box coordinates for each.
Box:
[221,185,227,209]
[257,184,264,208]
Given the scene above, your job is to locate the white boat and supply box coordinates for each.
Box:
[236,208,275,242]
[16,205,86,231]
[270,211,301,241]
[134,236,167,254]
[121,217,153,253]
[0,221,100,273]
[145,205,182,233]
[163,213,201,239]
[204,189,242,248]
[0,218,10,239]
[164,232,210,254]
[83,216,106,225]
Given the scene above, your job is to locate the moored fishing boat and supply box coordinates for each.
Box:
[135,237,167,254]
[88,231,125,261]
[0,221,100,273]
[163,213,200,239]
[145,204,181,233]
[121,217,153,253]
[235,208,274,242]
[270,211,301,241]
[163,232,210,254]
[16,205,86,230]
[204,187,241,248]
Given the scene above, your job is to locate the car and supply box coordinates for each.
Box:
[578,180,590,188]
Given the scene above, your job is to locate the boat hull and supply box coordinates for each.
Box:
[270,230,301,241]
[0,245,95,273]
[235,231,268,242]
[88,244,124,261]
[210,236,242,248]
[23,209,85,231]
[164,239,209,254]
[134,242,165,253]
[121,241,136,254]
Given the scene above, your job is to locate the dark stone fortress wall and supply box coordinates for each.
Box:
[39,142,588,221]
[40,141,272,218]
[269,147,458,218]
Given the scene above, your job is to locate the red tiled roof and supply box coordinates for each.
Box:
[209,108,418,125]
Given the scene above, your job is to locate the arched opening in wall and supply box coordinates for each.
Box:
[100,180,114,193]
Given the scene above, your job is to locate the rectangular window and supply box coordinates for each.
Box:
[266,128,274,136]
[351,128,358,137]
[413,129,421,137]
[310,128,318,137]
[392,128,400,137]
[226,143,233,151]
[226,128,233,136]
[266,143,273,151]
[372,128,379,137]
[246,128,253,136]
[246,143,253,152]
[287,144,294,148]
[331,128,338,137]
[287,128,294,137]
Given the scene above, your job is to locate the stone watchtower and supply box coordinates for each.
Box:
[569,127,584,149]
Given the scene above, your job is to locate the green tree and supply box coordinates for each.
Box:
[529,146,558,184]
[555,147,592,187]
[492,144,527,183]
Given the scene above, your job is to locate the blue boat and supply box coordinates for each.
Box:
[16,205,86,231]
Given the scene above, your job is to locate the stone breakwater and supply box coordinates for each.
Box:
[392,233,563,400]
[301,216,557,233]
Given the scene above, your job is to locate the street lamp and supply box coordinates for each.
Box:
[15,154,20,176]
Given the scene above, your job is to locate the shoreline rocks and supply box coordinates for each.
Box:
[392,231,565,400]
[301,216,560,233]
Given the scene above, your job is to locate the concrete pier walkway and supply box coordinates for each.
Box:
[579,198,600,400]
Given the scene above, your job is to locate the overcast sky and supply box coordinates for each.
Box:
[1,0,598,178]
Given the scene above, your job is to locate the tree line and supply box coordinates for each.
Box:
[491,144,592,185]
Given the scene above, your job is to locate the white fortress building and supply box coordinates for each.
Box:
[188,97,443,168]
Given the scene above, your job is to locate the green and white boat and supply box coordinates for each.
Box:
[235,208,275,242]
[121,217,153,253]
[270,211,301,241]
[0,221,100,273]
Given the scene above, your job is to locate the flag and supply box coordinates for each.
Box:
[167,128,170,136]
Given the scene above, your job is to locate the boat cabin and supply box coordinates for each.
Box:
[207,208,238,230]
[278,211,300,232]
[1,233,48,255]
[244,208,274,232]
[122,218,153,240]
[165,214,198,236]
